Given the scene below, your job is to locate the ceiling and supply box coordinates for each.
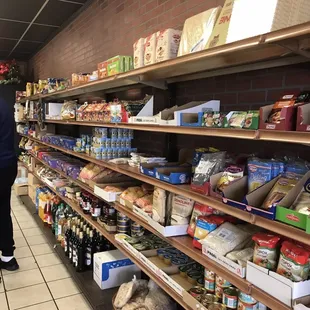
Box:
[0,0,90,61]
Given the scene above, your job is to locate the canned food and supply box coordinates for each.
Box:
[205,267,216,280]
[237,299,258,310]
[239,292,257,305]
[163,255,172,265]
[188,286,206,299]
[215,285,224,300]
[223,287,238,309]
[197,277,204,287]
[216,275,231,288]
[200,293,218,307]
[208,302,227,310]
[205,278,215,292]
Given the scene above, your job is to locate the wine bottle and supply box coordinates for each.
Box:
[76,232,85,272]
[69,225,76,264]
[64,220,72,257]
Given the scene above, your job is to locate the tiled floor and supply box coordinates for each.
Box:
[0,191,92,310]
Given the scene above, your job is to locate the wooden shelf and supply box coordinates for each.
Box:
[28,156,291,310]
[42,119,310,145]
[21,133,310,247]
[17,22,310,104]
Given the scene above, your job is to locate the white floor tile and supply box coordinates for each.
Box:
[30,244,53,256]
[15,214,33,223]
[14,237,27,247]
[0,277,4,293]
[14,230,24,239]
[22,228,43,237]
[2,257,38,275]
[55,293,91,310]
[7,283,52,310]
[0,293,8,310]
[13,210,30,217]
[19,220,39,230]
[25,235,47,246]
[41,264,70,282]
[35,253,61,268]
[14,246,33,259]
[3,269,44,291]
[18,301,58,310]
[48,278,80,299]
[13,226,21,232]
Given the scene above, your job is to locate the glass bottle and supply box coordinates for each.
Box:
[76,232,85,272]
[91,200,102,221]
[72,227,80,266]
[69,225,76,264]
[85,230,95,269]
[64,220,72,257]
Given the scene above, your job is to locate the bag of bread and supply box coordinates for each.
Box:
[152,187,167,225]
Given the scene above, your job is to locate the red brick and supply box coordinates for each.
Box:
[238,91,266,103]
[214,93,237,105]
[267,88,301,102]
[226,78,251,92]
[285,71,310,86]
[252,74,284,89]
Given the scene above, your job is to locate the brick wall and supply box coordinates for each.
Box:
[28,0,225,80]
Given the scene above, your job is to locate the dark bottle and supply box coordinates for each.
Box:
[83,193,91,214]
[72,227,80,266]
[69,225,76,264]
[51,201,58,234]
[91,200,102,221]
[85,230,95,269]
[64,220,72,257]
[76,232,85,272]
[104,240,115,251]
[95,234,106,253]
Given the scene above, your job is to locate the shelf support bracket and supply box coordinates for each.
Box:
[130,75,168,90]
[277,39,310,59]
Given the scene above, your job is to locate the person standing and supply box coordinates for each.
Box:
[0,97,19,271]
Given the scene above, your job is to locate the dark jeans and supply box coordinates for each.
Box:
[0,161,17,256]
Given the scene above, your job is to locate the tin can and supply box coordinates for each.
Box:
[205,278,215,292]
[105,138,111,148]
[215,285,224,300]
[131,221,144,237]
[126,139,131,148]
[117,128,123,138]
[111,139,117,148]
[200,294,218,307]
[123,129,129,138]
[110,128,118,138]
[208,302,227,310]
[188,286,206,300]
[128,129,134,139]
[216,275,231,288]
[237,299,258,310]
[239,292,257,305]
[205,267,215,280]
[223,287,238,309]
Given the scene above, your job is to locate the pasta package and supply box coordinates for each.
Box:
[252,233,281,270]
[276,241,310,282]
[178,7,221,56]
[291,178,310,215]
[216,165,244,192]
[261,177,298,210]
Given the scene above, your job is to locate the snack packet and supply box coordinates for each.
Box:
[267,94,296,124]
[252,233,281,270]
[276,241,310,282]
[216,165,244,192]
[247,159,273,193]
[228,111,247,128]
[261,177,298,210]
[193,215,225,249]
[187,203,214,237]
[243,110,259,129]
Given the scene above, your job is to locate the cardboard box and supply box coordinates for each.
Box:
[107,55,133,76]
[276,171,310,233]
[28,173,41,186]
[296,103,310,132]
[93,250,140,290]
[98,61,108,79]
[133,38,145,69]
[155,166,192,185]
[202,246,246,278]
[45,102,63,120]
[133,206,189,237]
[14,183,28,196]
[246,261,310,307]
[259,103,297,131]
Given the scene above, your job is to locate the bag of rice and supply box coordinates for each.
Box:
[200,222,250,256]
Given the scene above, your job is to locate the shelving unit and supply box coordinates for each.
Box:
[16,21,310,310]
[19,150,291,310]
[21,133,310,246]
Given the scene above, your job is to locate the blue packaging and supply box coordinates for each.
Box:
[247,159,273,192]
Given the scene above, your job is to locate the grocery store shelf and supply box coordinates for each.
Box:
[28,168,192,310]
[43,119,310,144]
[19,195,117,310]
[28,156,291,310]
[17,22,310,104]
[21,133,310,247]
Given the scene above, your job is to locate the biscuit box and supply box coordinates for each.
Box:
[98,61,108,79]
[93,249,141,290]
[107,56,133,76]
